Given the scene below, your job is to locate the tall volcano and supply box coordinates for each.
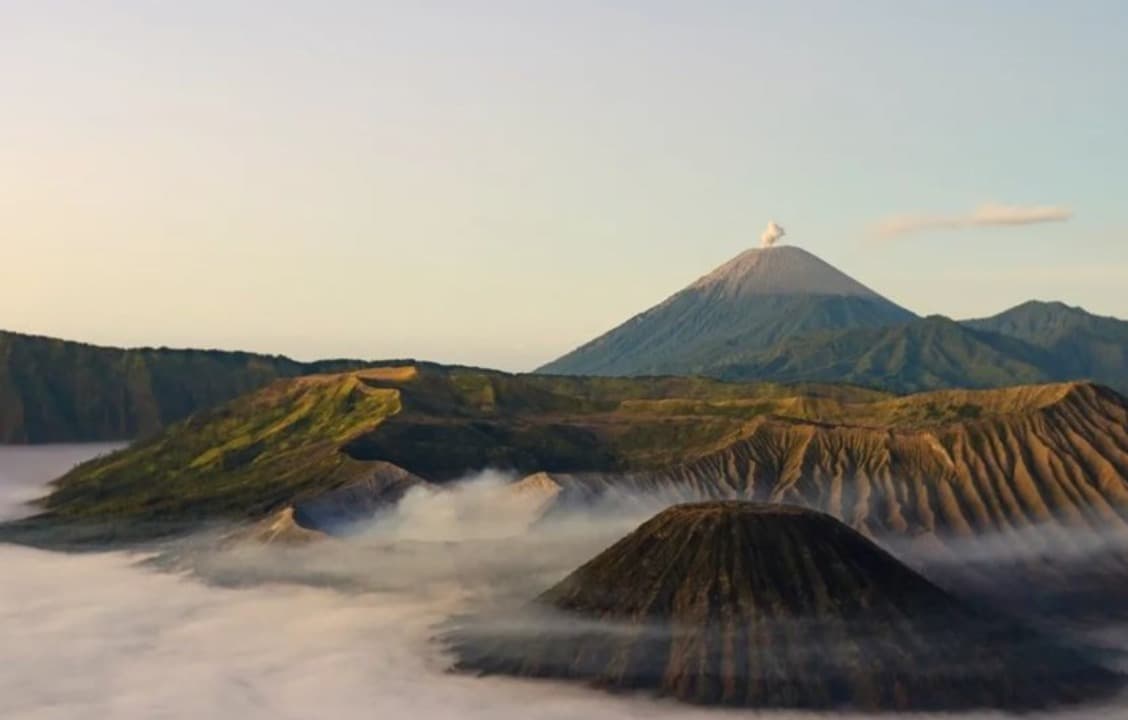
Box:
[538,245,916,377]
[447,502,1121,711]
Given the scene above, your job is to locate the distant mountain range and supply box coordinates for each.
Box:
[540,245,1128,394]
[0,331,367,443]
[1,244,1124,443]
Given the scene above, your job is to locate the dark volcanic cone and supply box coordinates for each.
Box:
[446,502,1122,711]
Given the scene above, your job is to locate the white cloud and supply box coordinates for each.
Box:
[874,203,1073,239]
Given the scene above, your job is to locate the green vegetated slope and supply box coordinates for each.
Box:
[13,363,1128,545]
[547,305,1128,395]
[713,316,1052,392]
[965,301,1128,384]
[26,366,880,531]
[35,368,409,532]
[0,330,370,442]
[712,309,1128,394]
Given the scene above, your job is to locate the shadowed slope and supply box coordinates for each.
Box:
[713,315,1052,392]
[965,301,1128,391]
[713,309,1128,395]
[0,330,371,443]
[447,502,1122,711]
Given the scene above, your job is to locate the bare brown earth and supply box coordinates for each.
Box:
[447,502,1123,711]
[542,382,1128,541]
[524,382,1128,618]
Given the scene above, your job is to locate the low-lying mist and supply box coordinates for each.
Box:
[0,443,123,521]
[169,471,666,606]
[3,447,1128,718]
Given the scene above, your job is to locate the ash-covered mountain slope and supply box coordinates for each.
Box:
[538,246,1128,393]
[447,502,1122,711]
[8,364,1128,549]
[538,245,917,377]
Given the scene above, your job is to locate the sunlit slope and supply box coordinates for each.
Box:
[29,368,409,537]
[549,382,1128,538]
[11,363,1128,543]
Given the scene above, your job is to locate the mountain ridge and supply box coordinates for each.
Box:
[8,364,1127,547]
[0,329,401,443]
[713,315,1053,392]
[711,309,1128,394]
[965,300,1128,381]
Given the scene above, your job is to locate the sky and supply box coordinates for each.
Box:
[2,1,1125,371]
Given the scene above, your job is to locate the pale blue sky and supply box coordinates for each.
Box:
[2,1,1125,370]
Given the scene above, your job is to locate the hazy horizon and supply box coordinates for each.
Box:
[3,2,1126,371]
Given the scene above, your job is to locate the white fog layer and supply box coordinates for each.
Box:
[0,443,123,521]
[1,445,1125,719]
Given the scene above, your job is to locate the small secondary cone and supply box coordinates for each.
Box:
[446,501,1123,711]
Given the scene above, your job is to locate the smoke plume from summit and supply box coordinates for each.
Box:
[760,221,786,248]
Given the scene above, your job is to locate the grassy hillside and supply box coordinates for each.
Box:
[37,368,408,529]
[26,367,882,530]
[0,330,370,443]
[10,363,1128,545]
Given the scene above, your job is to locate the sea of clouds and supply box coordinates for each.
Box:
[2,445,1126,719]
